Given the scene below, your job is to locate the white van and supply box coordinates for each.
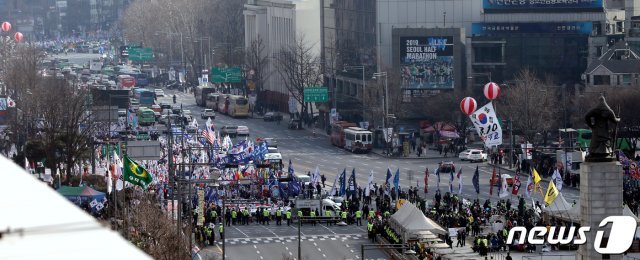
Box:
[295,174,311,187]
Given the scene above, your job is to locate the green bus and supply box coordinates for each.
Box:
[137,107,156,126]
[574,128,632,151]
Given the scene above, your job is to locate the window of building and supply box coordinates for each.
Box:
[617,21,624,33]
[593,75,610,85]
[622,74,632,85]
[473,44,503,63]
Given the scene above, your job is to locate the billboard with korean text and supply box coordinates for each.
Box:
[483,0,603,11]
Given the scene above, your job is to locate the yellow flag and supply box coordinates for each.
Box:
[533,168,541,184]
[544,181,559,206]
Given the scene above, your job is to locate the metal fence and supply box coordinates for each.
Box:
[522,255,575,260]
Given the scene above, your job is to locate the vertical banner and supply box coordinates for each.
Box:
[197,189,205,226]
[469,102,502,147]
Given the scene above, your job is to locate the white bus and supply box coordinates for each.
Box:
[343,127,373,153]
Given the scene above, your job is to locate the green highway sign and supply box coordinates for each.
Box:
[128,47,154,61]
[211,67,242,83]
[303,87,328,102]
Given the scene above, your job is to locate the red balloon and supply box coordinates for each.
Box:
[460,97,477,115]
[14,32,23,42]
[1,22,10,32]
[483,82,500,100]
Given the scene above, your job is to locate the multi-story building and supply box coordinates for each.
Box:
[322,0,629,127]
[320,0,376,126]
[244,0,297,112]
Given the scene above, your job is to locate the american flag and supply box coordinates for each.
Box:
[202,129,214,144]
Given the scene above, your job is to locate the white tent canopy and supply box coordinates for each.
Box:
[623,205,640,223]
[543,192,579,221]
[390,202,447,243]
[0,156,151,260]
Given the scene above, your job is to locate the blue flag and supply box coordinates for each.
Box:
[289,174,301,196]
[384,168,392,196]
[268,170,276,190]
[348,168,357,195]
[339,169,346,196]
[393,169,400,193]
[279,181,288,199]
[288,159,294,175]
[473,166,480,194]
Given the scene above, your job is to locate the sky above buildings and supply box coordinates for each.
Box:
[292,0,320,54]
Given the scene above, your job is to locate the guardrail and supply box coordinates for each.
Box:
[522,254,579,260]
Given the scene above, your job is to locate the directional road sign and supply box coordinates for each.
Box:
[303,87,328,102]
[128,47,154,61]
[211,67,242,83]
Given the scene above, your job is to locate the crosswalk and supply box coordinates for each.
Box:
[220,233,365,245]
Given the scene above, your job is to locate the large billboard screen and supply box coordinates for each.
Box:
[399,36,454,89]
[483,0,603,11]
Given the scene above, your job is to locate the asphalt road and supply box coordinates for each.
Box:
[155,87,583,260]
[161,88,581,206]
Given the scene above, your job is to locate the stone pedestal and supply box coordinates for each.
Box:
[577,161,623,260]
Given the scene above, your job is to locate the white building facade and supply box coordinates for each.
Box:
[244,0,296,112]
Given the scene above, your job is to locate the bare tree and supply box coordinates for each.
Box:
[245,37,270,108]
[121,0,245,80]
[274,36,323,128]
[497,69,558,143]
[126,193,190,260]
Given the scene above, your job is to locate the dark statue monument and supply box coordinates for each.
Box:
[584,95,620,162]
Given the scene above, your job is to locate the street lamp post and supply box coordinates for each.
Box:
[343,65,366,124]
[372,72,388,152]
[156,31,185,74]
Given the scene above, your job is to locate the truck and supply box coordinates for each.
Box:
[194,85,217,107]
[330,121,357,148]
[294,198,340,217]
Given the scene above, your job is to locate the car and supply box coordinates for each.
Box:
[151,104,162,113]
[201,109,216,119]
[130,100,140,112]
[117,109,127,118]
[438,161,456,175]
[263,112,283,122]
[256,137,277,148]
[158,114,180,125]
[491,174,514,186]
[154,89,165,97]
[237,126,250,136]
[268,147,278,154]
[221,126,238,137]
[458,149,473,161]
[160,103,172,110]
[467,150,488,162]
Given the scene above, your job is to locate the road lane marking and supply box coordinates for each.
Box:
[261,225,279,237]
[233,226,250,238]
[318,224,337,235]
[253,245,257,249]
[256,250,260,254]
